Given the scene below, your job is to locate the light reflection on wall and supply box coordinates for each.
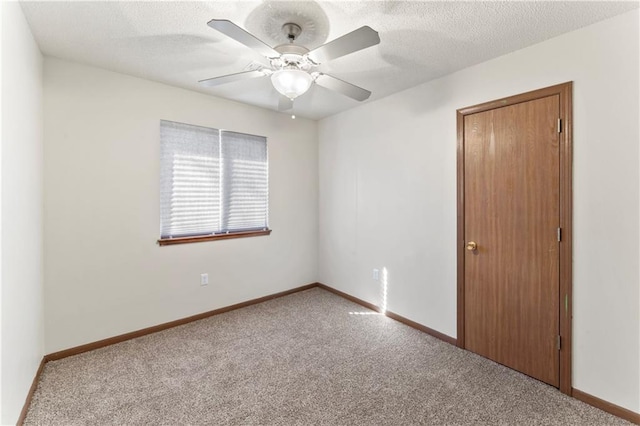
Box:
[348,267,389,316]
[380,267,388,314]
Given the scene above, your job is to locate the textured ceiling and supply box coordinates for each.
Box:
[21,1,639,120]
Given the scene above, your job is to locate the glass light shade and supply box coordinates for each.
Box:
[271,69,313,100]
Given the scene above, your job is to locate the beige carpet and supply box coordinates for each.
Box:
[25,288,629,425]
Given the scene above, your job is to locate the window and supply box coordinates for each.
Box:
[158,120,270,245]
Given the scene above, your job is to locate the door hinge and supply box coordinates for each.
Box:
[557,227,562,242]
[557,118,562,133]
[557,335,562,350]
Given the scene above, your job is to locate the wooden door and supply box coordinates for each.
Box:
[462,94,561,387]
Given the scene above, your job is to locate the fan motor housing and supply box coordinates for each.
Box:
[272,44,313,71]
[274,44,309,56]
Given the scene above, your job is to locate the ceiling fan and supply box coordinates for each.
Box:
[199,19,380,111]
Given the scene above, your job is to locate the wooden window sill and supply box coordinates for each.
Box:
[158,229,271,246]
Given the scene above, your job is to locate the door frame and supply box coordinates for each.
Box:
[456,82,573,394]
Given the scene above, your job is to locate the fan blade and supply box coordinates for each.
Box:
[207,19,280,58]
[278,96,293,111]
[199,70,264,87]
[315,73,371,101]
[307,26,380,64]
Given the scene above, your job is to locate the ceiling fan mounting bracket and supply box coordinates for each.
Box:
[282,23,302,42]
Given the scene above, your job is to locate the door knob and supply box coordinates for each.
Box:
[466,241,478,251]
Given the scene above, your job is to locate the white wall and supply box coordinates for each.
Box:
[0,3,3,421]
[319,9,639,413]
[1,2,44,424]
[44,58,318,354]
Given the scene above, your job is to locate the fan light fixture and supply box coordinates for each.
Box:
[199,19,380,110]
[270,69,313,100]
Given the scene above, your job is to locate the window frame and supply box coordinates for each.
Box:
[157,228,271,246]
[157,120,271,246]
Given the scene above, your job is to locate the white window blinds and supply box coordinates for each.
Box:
[221,131,269,232]
[160,120,268,239]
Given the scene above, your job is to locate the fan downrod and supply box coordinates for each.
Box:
[282,23,302,43]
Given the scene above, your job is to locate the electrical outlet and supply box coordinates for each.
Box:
[200,273,209,286]
[372,269,380,281]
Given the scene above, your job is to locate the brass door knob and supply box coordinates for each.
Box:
[466,241,478,251]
